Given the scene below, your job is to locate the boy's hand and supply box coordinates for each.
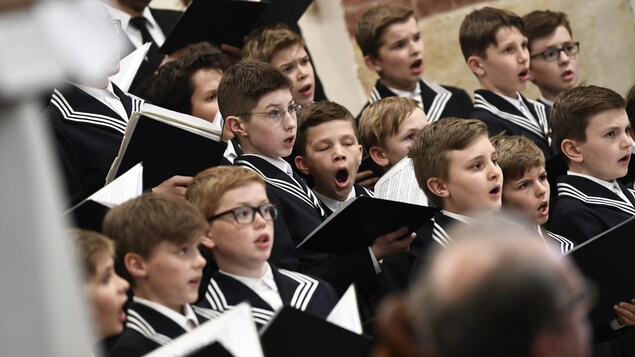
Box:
[371,226,416,261]
[356,170,379,190]
[152,175,193,197]
[614,299,635,326]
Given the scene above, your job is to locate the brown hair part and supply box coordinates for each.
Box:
[523,10,572,52]
[409,118,488,206]
[295,101,357,157]
[459,7,526,60]
[490,135,544,182]
[217,60,292,118]
[355,4,415,58]
[551,85,625,159]
[243,23,305,64]
[69,229,115,278]
[358,97,421,150]
[186,166,266,219]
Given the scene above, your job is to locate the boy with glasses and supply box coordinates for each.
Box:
[523,10,580,111]
[186,166,337,329]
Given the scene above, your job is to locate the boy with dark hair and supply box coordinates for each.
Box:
[523,10,579,111]
[409,118,503,248]
[549,85,634,243]
[294,101,372,215]
[186,166,337,329]
[460,7,555,160]
[490,134,574,254]
[104,193,210,356]
[219,60,412,307]
[358,97,428,172]
[355,4,472,121]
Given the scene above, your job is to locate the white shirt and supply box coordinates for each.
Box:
[387,81,423,109]
[493,91,536,121]
[219,263,283,311]
[133,297,200,331]
[567,171,634,207]
[246,154,294,177]
[539,96,554,107]
[74,81,129,121]
[442,210,478,225]
[104,5,166,48]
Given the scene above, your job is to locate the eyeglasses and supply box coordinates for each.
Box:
[207,203,278,224]
[530,42,580,62]
[236,104,302,124]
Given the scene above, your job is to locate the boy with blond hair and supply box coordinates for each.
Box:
[358,96,428,172]
[219,61,412,312]
[104,193,210,356]
[355,4,472,121]
[490,135,574,254]
[243,23,319,107]
[294,101,373,215]
[460,7,555,160]
[186,166,337,329]
[523,10,579,111]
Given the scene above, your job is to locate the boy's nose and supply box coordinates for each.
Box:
[535,181,547,197]
[558,50,570,64]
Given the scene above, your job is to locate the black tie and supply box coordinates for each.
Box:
[128,16,163,73]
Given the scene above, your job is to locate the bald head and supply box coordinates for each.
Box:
[410,225,591,357]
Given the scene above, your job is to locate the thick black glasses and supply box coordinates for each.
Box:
[530,42,580,62]
[236,104,302,124]
[207,203,278,224]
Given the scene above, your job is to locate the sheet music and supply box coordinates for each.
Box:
[90,162,143,207]
[145,303,263,357]
[327,285,363,334]
[109,42,150,92]
[374,157,428,206]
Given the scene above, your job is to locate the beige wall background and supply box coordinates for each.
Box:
[150,0,635,115]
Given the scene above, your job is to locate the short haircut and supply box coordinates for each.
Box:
[69,229,115,278]
[145,43,230,115]
[242,23,305,64]
[551,85,625,159]
[217,60,292,118]
[358,97,421,150]
[459,7,525,60]
[409,118,488,207]
[355,4,414,58]
[490,135,545,182]
[186,166,266,220]
[410,225,573,357]
[626,83,635,126]
[296,101,357,157]
[103,193,208,284]
[523,10,572,52]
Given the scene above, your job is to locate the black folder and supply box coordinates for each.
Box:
[567,216,635,327]
[187,341,233,357]
[296,196,438,254]
[161,0,312,54]
[260,307,372,357]
[64,200,110,233]
[111,115,227,190]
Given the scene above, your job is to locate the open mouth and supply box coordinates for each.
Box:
[119,310,127,322]
[410,59,423,70]
[335,168,349,184]
[537,202,548,213]
[284,136,295,145]
[619,155,630,164]
[518,68,529,80]
[489,185,501,195]
[299,84,313,96]
[561,69,574,79]
[255,234,270,244]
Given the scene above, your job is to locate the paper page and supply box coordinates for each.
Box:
[105,111,142,184]
[89,162,143,208]
[327,285,363,334]
[374,157,428,206]
[141,103,222,139]
[109,42,151,92]
[145,303,263,357]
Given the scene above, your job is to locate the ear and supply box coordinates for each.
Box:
[561,139,583,163]
[355,144,363,166]
[294,155,311,175]
[427,177,449,198]
[226,115,247,138]
[124,253,147,279]
[200,232,216,250]
[466,55,485,77]
[369,146,390,168]
[363,55,383,73]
